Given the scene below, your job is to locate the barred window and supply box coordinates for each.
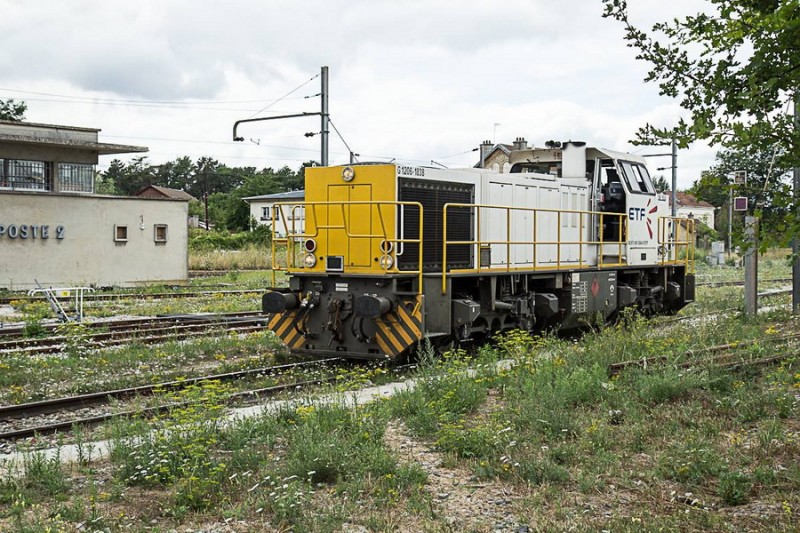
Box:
[58,163,95,193]
[0,159,51,191]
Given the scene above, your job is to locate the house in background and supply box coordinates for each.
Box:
[666,191,716,229]
[476,138,529,172]
[243,190,305,237]
[135,185,197,201]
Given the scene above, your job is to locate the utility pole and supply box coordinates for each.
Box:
[232,66,330,167]
[744,216,758,316]
[321,66,329,167]
[728,186,733,258]
[793,93,800,314]
[671,138,678,218]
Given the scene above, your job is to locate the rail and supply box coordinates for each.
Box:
[441,203,628,294]
[658,217,696,273]
[270,200,424,295]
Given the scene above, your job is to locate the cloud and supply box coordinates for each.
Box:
[0,0,717,188]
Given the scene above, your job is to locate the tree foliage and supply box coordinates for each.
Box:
[0,98,27,121]
[603,0,799,249]
[101,156,304,231]
[602,0,800,167]
[689,145,792,243]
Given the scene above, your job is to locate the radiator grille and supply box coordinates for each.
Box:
[398,178,473,271]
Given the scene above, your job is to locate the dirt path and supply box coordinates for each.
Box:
[384,421,529,532]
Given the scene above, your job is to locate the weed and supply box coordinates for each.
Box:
[658,437,723,484]
[718,470,752,506]
[110,381,231,510]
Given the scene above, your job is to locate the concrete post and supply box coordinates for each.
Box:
[793,94,799,314]
[744,216,758,316]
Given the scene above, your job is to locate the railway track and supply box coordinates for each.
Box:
[0,358,346,441]
[607,331,800,377]
[0,289,264,305]
[0,313,268,355]
[0,311,264,339]
[695,277,791,287]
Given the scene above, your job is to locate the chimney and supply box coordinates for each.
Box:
[479,139,493,168]
[512,137,528,151]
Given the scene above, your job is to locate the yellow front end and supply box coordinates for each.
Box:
[264,164,426,360]
[271,164,411,278]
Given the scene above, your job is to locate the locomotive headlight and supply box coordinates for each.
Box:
[303,253,317,268]
[379,240,393,253]
[379,254,394,270]
[342,166,355,182]
[303,238,317,252]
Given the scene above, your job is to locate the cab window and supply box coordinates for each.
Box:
[619,161,655,194]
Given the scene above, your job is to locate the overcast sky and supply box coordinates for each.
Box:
[0,0,717,189]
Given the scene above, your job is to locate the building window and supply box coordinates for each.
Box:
[154,224,168,243]
[59,163,95,193]
[261,206,270,220]
[0,159,52,191]
[114,225,128,242]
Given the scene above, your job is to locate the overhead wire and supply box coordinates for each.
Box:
[247,72,321,119]
[328,118,358,162]
[0,86,311,105]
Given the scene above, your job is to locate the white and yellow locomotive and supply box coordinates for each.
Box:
[262,141,695,359]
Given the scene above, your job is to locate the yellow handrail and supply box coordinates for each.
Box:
[658,216,696,273]
[270,200,424,295]
[441,203,628,294]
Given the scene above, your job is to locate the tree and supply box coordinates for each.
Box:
[602,0,799,250]
[602,1,799,163]
[689,145,792,243]
[0,99,26,121]
[104,156,157,196]
[652,174,670,193]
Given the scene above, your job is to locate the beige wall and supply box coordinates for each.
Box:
[0,192,188,289]
[677,206,715,229]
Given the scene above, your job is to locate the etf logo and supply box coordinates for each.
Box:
[628,207,646,221]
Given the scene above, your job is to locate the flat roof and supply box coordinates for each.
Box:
[0,120,148,155]
[243,190,305,202]
[0,190,187,202]
[0,134,147,155]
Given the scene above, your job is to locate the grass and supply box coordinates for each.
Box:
[0,249,798,530]
[188,244,298,271]
[2,304,798,531]
[0,330,287,403]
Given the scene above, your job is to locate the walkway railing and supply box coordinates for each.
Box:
[441,203,629,294]
[270,200,424,295]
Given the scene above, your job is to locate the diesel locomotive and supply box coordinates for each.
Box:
[262,141,695,359]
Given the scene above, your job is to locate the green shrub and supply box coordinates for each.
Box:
[110,381,231,511]
[189,226,271,252]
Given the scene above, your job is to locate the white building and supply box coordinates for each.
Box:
[243,190,305,238]
[0,120,189,290]
[667,191,716,229]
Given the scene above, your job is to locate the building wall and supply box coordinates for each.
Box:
[0,192,188,289]
[483,151,510,173]
[677,205,715,229]
[248,199,305,237]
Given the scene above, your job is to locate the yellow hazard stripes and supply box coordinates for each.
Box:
[267,310,306,350]
[374,296,424,358]
[266,295,425,358]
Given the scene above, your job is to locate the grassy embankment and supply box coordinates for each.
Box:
[1,262,798,531]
